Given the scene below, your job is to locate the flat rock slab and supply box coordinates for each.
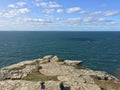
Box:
[40,62,74,76]
[64,60,83,66]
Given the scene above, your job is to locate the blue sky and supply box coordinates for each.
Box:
[0,0,120,31]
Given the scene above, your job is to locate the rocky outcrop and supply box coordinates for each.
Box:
[0,80,63,90]
[0,55,120,90]
[64,60,83,66]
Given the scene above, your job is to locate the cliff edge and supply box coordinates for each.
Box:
[0,55,120,90]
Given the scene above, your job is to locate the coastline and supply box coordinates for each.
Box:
[0,55,120,90]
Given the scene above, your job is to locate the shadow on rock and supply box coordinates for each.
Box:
[60,83,70,90]
[40,82,45,89]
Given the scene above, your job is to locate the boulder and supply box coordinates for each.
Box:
[64,60,83,66]
[95,71,119,81]
[0,64,36,80]
[50,56,62,62]
[43,55,54,60]
[2,60,37,70]
[0,69,10,80]
[39,59,50,64]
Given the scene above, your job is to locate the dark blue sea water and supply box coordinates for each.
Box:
[0,31,120,75]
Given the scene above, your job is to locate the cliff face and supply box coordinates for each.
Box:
[0,55,120,90]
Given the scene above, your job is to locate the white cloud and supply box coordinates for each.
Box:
[16,17,31,23]
[36,2,47,7]
[56,9,64,13]
[3,10,18,18]
[96,18,112,23]
[43,9,54,14]
[109,22,117,25]
[17,17,52,24]
[0,12,2,15]
[56,17,62,21]
[8,2,26,9]
[88,10,120,17]
[8,4,17,8]
[3,8,30,18]
[104,11,120,16]
[84,17,112,23]
[88,11,102,16]
[0,10,4,16]
[62,17,114,25]
[29,18,52,23]
[18,8,30,14]
[67,7,85,13]
[83,17,95,22]
[48,1,61,8]
[35,1,61,8]
[16,2,26,7]
[64,18,82,24]
[35,1,62,14]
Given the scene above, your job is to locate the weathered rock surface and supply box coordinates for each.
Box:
[0,80,62,90]
[0,55,120,90]
[64,60,83,66]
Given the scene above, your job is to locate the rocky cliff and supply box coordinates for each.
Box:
[0,55,120,90]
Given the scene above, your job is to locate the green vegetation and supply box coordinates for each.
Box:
[22,66,58,81]
[22,71,58,81]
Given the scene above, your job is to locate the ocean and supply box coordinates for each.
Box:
[0,31,120,75]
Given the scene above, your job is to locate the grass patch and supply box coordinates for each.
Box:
[22,72,58,81]
[22,66,58,81]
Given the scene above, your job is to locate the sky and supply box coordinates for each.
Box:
[0,0,120,31]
